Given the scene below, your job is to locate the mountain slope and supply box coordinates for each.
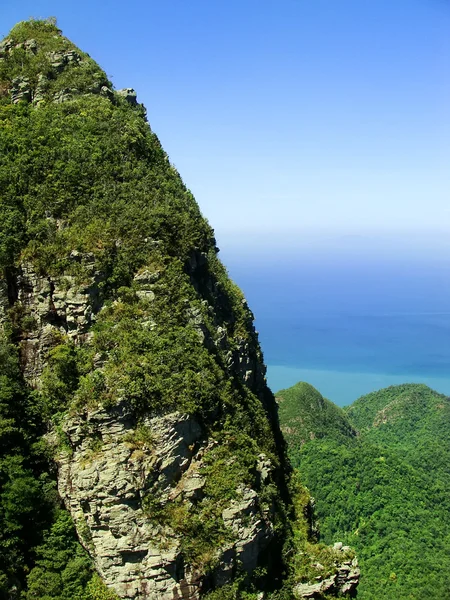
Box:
[346,383,450,477]
[0,19,358,600]
[276,381,356,467]
[278,382,450,599]
[0,18,288,600]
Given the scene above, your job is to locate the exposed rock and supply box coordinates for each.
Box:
[133,269,160,285]
[0,37,37,59]
[53,87,78,103]
[47,49,81,72]
[256,453,273,485]
[56,406,273,599]
[3,254,277,598]
[2,41,107,105]
[24,38,38,54]
[0,21,359,600]
[57,407,199,599]
[230,335,267,390]
[0,38,14,58]
[117,88,138,105]
[100,85,114,101]
[10,261,101,384]
[11,77,32,104]
[294,547,360,599]
[221,486,273,573]
[186,304,212,346]
[33,73,49,106]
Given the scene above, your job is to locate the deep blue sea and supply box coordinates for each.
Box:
[224,246,450,406]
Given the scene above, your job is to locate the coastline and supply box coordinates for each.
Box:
[267,364,450,407]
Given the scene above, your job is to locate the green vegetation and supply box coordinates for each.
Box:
[25,510,119,600]
[0,18,292,599]
[0,17,374,600]
[278,381,450,599]
[0,333,119,600]
[276,381,356,465]
[0,337,50,596]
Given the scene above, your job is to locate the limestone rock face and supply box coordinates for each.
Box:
[0,21,359,599]
[3,260,101,385]
[1,258,277,599]
[11,76,32,103]
[55,403,274,599]
[294,545,360,599]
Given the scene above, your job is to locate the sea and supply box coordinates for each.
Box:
[222,238,450,407]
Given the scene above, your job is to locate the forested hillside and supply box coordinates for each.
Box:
[277,382,450,599]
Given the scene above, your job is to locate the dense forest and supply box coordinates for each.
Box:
[277,381,450,599]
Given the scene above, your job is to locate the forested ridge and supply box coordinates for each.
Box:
[277,381,450,599]
[0,18,361,600]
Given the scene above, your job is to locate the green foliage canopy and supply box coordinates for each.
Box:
[278,381,450,599]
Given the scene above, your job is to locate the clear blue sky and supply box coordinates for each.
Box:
[2,1,449,259]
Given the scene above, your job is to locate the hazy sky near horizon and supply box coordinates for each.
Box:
[2,1,449,256]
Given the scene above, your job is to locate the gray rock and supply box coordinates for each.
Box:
[11,77,32,104]
[0,38,13,57]
[294,543,359,598]
[57,408,205,599]
[100,85,114,101]
[133,269,159,284]
[33,73,49,105]
[0,37,37,58]
[48,49,81,73]
[24,38,38,54]
[1,247,284,598]
[11,262,101,383]
[51,400,276,599]
[117,88,137,105]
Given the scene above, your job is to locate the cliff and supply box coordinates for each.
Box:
[0,19,358,600]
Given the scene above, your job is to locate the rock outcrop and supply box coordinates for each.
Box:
[0,34,115,106]
[3,258,100,384]
[55,404,274,599]
[294,544,360,599]
[0,256,278,599]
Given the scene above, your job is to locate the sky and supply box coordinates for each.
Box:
[2,1,449,260]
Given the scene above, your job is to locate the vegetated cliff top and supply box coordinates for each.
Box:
[0,18,110,99]
[0,18,216,291]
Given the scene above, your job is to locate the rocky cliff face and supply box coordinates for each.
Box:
[294,543,359,599]
[0,19,358,600]
[0,258,278,599]
[57,406,274,599]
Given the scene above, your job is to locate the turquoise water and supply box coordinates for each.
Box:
[266,365,450,407]
[225,250,450,406]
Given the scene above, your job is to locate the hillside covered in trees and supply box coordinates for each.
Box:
[277,381,450,599]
